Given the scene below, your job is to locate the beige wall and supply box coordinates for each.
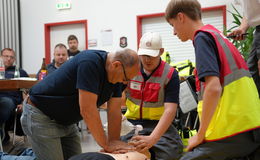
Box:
[20,0,240,74]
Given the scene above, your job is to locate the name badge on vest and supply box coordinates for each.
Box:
[130,81,142,91]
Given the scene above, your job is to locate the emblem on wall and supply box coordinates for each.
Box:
[120,36,127,48]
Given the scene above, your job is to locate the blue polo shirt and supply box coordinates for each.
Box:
[29,50,123,125]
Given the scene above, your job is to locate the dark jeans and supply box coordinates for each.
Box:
[247,25,260,98]
[121,120,183,160]
[180,128,260,160]
[0,97,16,124]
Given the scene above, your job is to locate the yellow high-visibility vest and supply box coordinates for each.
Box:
[195,24,260,141]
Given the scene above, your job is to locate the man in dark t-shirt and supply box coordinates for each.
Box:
[67,35,80,59]
[21,49,140,160]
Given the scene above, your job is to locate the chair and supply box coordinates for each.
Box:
[13,108,18,145]
[2,108,25,147]
[0,124,3,152]
[179,77,197,114]
[12,108,26,146]
[0,138,2,152]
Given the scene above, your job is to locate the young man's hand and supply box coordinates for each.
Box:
[186,133,205,151]
[129,135,155,152]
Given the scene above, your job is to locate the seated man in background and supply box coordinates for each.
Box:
[67,34,80,58]
[121,32,183,160]
[36,43,68,79]
[0,48,29,144]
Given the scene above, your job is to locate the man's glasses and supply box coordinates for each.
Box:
[118,61,130,82]
[2,55,15,59]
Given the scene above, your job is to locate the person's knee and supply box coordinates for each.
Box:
[152,149,181,160]
[0,97,16,109]
[0,97,16,122]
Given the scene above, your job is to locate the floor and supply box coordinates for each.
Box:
[2,130,102,155]
[81,129,102,152]
[2,109,107,154]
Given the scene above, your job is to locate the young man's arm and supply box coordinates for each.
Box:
[186,76,222,151]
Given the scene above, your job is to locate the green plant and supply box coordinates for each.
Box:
[225,4,255,60]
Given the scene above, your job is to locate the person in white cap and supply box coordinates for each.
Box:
[121,32,183,160]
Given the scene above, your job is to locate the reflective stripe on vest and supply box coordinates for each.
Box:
[125,61,174,120]
[170,60,194,77]
[195,25,260,141]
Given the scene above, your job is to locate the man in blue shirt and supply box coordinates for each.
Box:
[0,48,29,144]
[21,49,140,160]
[36,43,68,79]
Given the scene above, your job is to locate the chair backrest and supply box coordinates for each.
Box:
[179,79,198,114]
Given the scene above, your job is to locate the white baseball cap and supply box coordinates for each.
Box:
[138,32,162,57]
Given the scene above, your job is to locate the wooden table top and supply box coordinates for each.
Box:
[0,79,38,91]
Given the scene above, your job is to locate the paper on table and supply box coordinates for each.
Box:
[11,77,37,81]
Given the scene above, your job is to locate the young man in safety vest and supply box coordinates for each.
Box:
[121,32,183,160]
[165,0,260,160]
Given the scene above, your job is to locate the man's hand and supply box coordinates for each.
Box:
[227,28,247,40]
[227,17,249,41]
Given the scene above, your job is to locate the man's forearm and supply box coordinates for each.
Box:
[239,17,250,32]
[150,103,177,143]
[79,89,108,149]
[107,98,122,141]
[81,105,108,148]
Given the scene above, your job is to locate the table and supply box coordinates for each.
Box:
[0,78,38,151]
[0,79,38,91]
